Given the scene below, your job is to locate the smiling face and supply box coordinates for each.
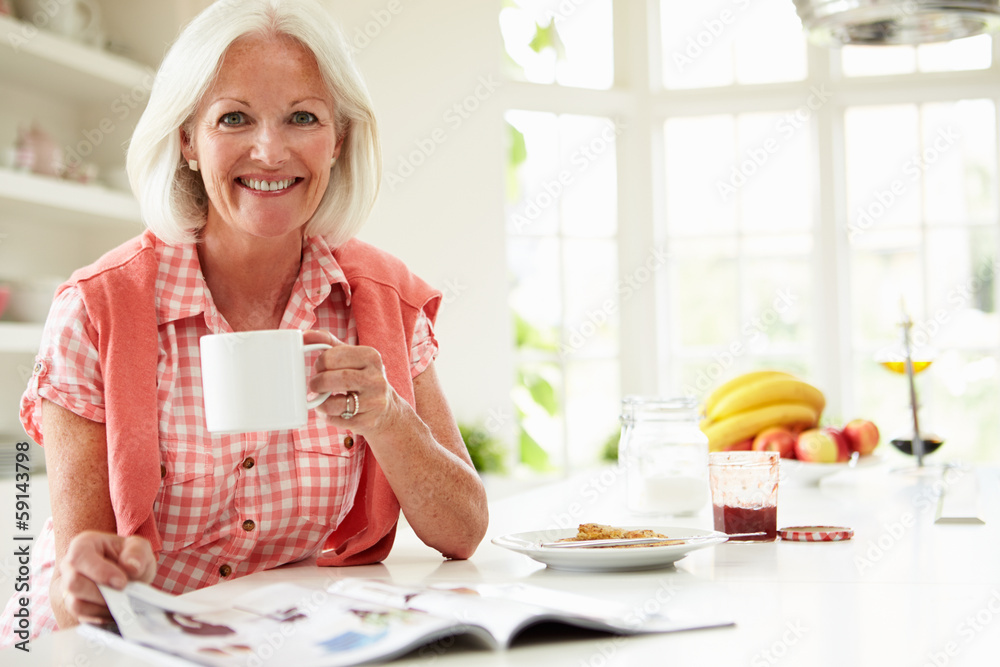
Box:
[182,33,341,242]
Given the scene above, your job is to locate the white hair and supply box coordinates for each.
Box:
[126,0,381,246]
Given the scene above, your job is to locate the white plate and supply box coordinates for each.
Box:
[780,454,882,485]
[491,526,727,572]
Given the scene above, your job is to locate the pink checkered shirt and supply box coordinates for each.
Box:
[0,234,437,646]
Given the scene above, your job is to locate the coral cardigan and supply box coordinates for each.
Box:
[56,229,441,566]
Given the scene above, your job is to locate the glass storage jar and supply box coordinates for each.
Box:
[620,396,709,516]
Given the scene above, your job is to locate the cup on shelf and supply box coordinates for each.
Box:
[14,123,62,177]
[0,284,10,320]
[13,0,106,48]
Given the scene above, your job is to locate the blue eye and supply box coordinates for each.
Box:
[220,112,244,126]
[292,111,317,124]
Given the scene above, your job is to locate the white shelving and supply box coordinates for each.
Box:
[0,168,141,227]
[0,10,147,369]
[0,322,43,354]
[0,14,153,102]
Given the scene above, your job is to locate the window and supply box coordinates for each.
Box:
[502,1,620,472]
[501,0,1000,471]
[500,0,614,89]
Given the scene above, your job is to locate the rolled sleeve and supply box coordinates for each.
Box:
[409,306,439,378]
[19,286,106,444]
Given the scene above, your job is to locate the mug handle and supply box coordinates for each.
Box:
[75,0,99,35]
[303,343,333,409]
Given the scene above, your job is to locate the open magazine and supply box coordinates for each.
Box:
[92,578,733,666]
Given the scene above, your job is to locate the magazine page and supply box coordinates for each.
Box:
[99,581,487,667]
[327,579,527,648]
[327,579,734,648]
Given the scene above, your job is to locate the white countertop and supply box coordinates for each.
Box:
[10,458,1000,666]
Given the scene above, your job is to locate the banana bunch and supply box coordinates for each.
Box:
[700,371,825,451]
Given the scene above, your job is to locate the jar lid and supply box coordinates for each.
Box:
[778,526,853,542]
[620,396,699,421]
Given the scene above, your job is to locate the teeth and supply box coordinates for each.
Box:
[240,177,295,192]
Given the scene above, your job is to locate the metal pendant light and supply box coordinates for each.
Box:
[792,0,1000,45]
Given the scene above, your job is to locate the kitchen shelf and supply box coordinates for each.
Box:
[0,14,153,103]
[0,168,142,228]
[0,322,43,354]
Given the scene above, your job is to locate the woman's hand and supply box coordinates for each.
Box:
[302,329,488,560]
[57,531,156,625]
[304,330,403,437]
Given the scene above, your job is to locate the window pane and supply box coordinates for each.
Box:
[842,34,992,77]
[841,45,917,77]
[508,236,561,331]
[660,0,806,89]
[514,359,564,468]
[551,0,614,89]
[563,239,618,358]
[918,34,992,72]
[743,255,812,353]
[850,228,924,350]
[671,244,811,358]
[507,111,618,238]
[666,110,814,239]
[844,105,922,233]
[926,227,999,350]
[730,0,807,85]
[558,115,618,237]
[925,349,1000,462]
[500,0,613,90]
[922,100,997,227]
[565,359,620,467]
[665,115,737,236]
[506,110,560,236]
[736,111,812,233]
[669,239,740,347]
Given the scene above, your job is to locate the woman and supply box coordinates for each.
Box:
[0,0,487,644]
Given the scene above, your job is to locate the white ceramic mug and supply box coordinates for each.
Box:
[200,329,331,434]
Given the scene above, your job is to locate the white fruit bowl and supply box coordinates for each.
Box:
[780,454,882,486]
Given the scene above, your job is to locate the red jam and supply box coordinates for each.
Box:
[713,504,777,541]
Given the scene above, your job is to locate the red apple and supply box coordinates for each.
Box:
[795,429,840,463]
[752,426,797,459]
[843,419,880,456]
[823,426,851,463]
[724,437,754,451]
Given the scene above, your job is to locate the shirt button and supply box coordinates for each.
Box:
[242,457,255,469]
[344,435,354,450]
[242,519,256,532]
[219,564,232,577]
[160,464,167,479]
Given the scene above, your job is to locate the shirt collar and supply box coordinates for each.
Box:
[154,234,351,328]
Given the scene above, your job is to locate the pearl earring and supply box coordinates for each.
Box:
[188,159,198,172]
[331,156,337,167]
